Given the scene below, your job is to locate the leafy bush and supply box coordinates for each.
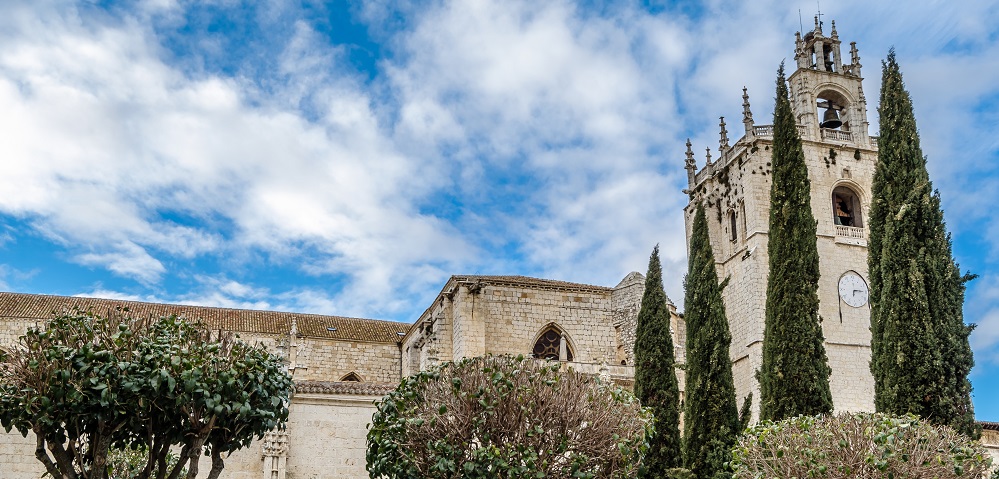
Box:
[366,355,653,479]
[732,412,993,478]
[0,310,294,479]
[106,446,183,479]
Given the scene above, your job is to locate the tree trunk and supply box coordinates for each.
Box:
[166,444,191,479]
[34,434,68,479]
[206,447,225,479]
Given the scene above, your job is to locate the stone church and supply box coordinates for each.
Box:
[0,20,996,479]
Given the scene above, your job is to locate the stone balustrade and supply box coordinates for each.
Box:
[821,128,854,142]
[835,225,865,239]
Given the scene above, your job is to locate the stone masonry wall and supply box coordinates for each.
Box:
[0,387,389,479]
[610,272,644,366]
[474,285,617,363]
[1,317,401,386]
[687,124,879,418]
[982,429,999,466]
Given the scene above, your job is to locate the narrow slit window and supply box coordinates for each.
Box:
[729,211,738,242]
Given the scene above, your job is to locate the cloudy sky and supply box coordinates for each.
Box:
[1,0,997,419]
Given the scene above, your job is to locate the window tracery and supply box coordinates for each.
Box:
[532,326,573,361]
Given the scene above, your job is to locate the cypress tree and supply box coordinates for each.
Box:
[868,51,978,438]
[757,63,833,421]
[633,245,683,476]
[683,205,740,479]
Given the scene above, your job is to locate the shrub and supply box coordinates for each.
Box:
[0,310,293,479]
[732,412,992,478]
[366,355,653,479]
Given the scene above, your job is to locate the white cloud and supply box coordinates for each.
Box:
[0,1,473,314]
[968,275,999,366]
[971,308,999,366]
[383,1,693,291]
[2,0,998,325]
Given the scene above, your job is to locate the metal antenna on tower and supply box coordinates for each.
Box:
[799,9,804,34]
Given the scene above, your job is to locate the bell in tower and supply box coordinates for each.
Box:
[820,102,843,129]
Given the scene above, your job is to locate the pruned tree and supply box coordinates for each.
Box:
[757,62,833,421]
[732,412,993,479]
[682,204,740,479]
[366,355,653,479]
[633,245,683,477]
[0,310,294,479]
[868,51,978,438]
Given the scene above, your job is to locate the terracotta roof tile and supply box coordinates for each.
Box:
[0,292,409,344]
[980,421,999,431]
[295,381,397,396]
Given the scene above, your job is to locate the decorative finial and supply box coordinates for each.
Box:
[685,138,696,169]
[850,41,862,77]
[685,138,697,186]
[719,117,730,152]
[705,147,712,166]
[742,87,754,133]
[831,20,838,39]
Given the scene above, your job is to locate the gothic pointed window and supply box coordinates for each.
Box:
[532,326,573,361]
[340,372,362,382]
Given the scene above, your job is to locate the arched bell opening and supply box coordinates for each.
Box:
[832,185,863,228]
[531,324,575,362]
[816,89,851,131]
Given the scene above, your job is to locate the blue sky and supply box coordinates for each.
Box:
[0,0,997,420]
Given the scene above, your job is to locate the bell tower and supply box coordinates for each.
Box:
[682,19,877,418]
[790,18,873,149]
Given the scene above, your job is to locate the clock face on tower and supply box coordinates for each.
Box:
[838,272,869,308]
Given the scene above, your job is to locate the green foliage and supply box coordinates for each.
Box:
[106,446,184,479]
[683,205,740,479]
[737,393,753,431]
[666,467,694,479]
[0,310,293,479]
[634,245,683,476]
[366,355,652,479]
[757,63,833,421]
[868,51,978,438]
[731,412,993,479]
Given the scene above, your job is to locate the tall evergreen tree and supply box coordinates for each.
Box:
[634,245,683,476]
[757,63,833,421]
[683,205,740,479]
[868,51,978,438]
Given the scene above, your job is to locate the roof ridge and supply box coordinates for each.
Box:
[0,291,405,325]
[0,291,410,343]
[451,274,613,290]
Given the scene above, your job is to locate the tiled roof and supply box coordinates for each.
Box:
[0,292,409,344]
[980,421,999,431]
[451,275,613,293]
[296,380,397,396]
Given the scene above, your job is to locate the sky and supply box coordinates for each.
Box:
[0,0,996,419]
